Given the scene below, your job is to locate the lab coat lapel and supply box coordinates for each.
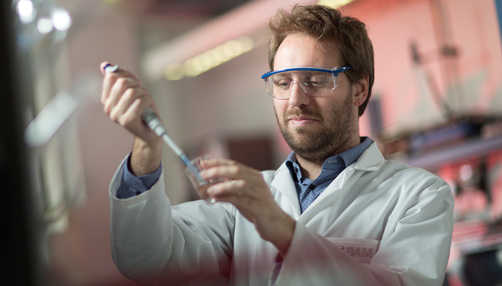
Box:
[299,142,385,221]
[299,166,362,221]
[270,164,301,219]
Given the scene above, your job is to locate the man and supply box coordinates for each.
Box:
[101,5,454,286]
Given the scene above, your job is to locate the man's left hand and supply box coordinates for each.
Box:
[199,158,295,257]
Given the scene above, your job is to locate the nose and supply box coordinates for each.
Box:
[288,80,310,107]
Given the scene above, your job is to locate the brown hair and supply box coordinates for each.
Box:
[268,5,374,116]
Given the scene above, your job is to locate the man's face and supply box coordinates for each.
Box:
[272,33,359,162]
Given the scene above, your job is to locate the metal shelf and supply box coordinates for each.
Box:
[405,135,502,169]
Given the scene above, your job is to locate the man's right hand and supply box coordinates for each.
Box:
[100,62,162,176]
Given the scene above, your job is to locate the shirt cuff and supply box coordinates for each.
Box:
[116,154,162,199]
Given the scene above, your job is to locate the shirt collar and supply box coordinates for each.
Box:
[286,137,373,181]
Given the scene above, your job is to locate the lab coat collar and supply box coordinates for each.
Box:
[270,141,385,218]
[351,142,386,171]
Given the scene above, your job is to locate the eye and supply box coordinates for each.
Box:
[305,73,330,88]
[273,77,292,90]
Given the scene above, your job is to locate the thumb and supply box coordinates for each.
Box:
[100,62,119,75]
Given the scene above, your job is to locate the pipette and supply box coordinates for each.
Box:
[103,64,207,186]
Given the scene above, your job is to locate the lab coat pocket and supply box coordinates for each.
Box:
[326,237,380,264]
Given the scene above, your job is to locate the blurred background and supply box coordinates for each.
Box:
[2,0,502,285]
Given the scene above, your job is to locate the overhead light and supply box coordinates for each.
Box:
[51,7,72,32]
[37,17,53,34]
[143,0,320,82]
[317,0,354,8]
[146,0,356,81]
[165,36,254,80]
[17,0,36,24]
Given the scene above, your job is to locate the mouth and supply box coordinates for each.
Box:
[287,115,320,127]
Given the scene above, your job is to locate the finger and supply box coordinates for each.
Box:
[123,93,154,124]
[100,62,135,76]
[200,158,237,168]
[103,75,141,108]
[100,62,138,79]
[101,62,118,74]
[200,159,242,175]
[212,193,254,209]
[100,62,120,104]
[203,164,261,186]
[100,62,112,75]
[207,179,256,201]
[123,96,155,134]
[108,86,150,124]
[100,62,140,104]
[104,76,142,115]
[112,94,159,143]
[209,188,257,221]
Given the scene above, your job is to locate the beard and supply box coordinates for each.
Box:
[275,89,357,162]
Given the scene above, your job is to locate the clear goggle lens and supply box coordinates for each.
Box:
[262,66,351,99]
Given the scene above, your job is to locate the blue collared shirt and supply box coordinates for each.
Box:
[285,137,373,213]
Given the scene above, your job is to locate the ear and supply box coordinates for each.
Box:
[352,75,369,108]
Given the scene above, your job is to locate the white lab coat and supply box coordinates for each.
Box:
[109,142,454,286]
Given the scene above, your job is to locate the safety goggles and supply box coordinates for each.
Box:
[261,66,351,99]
